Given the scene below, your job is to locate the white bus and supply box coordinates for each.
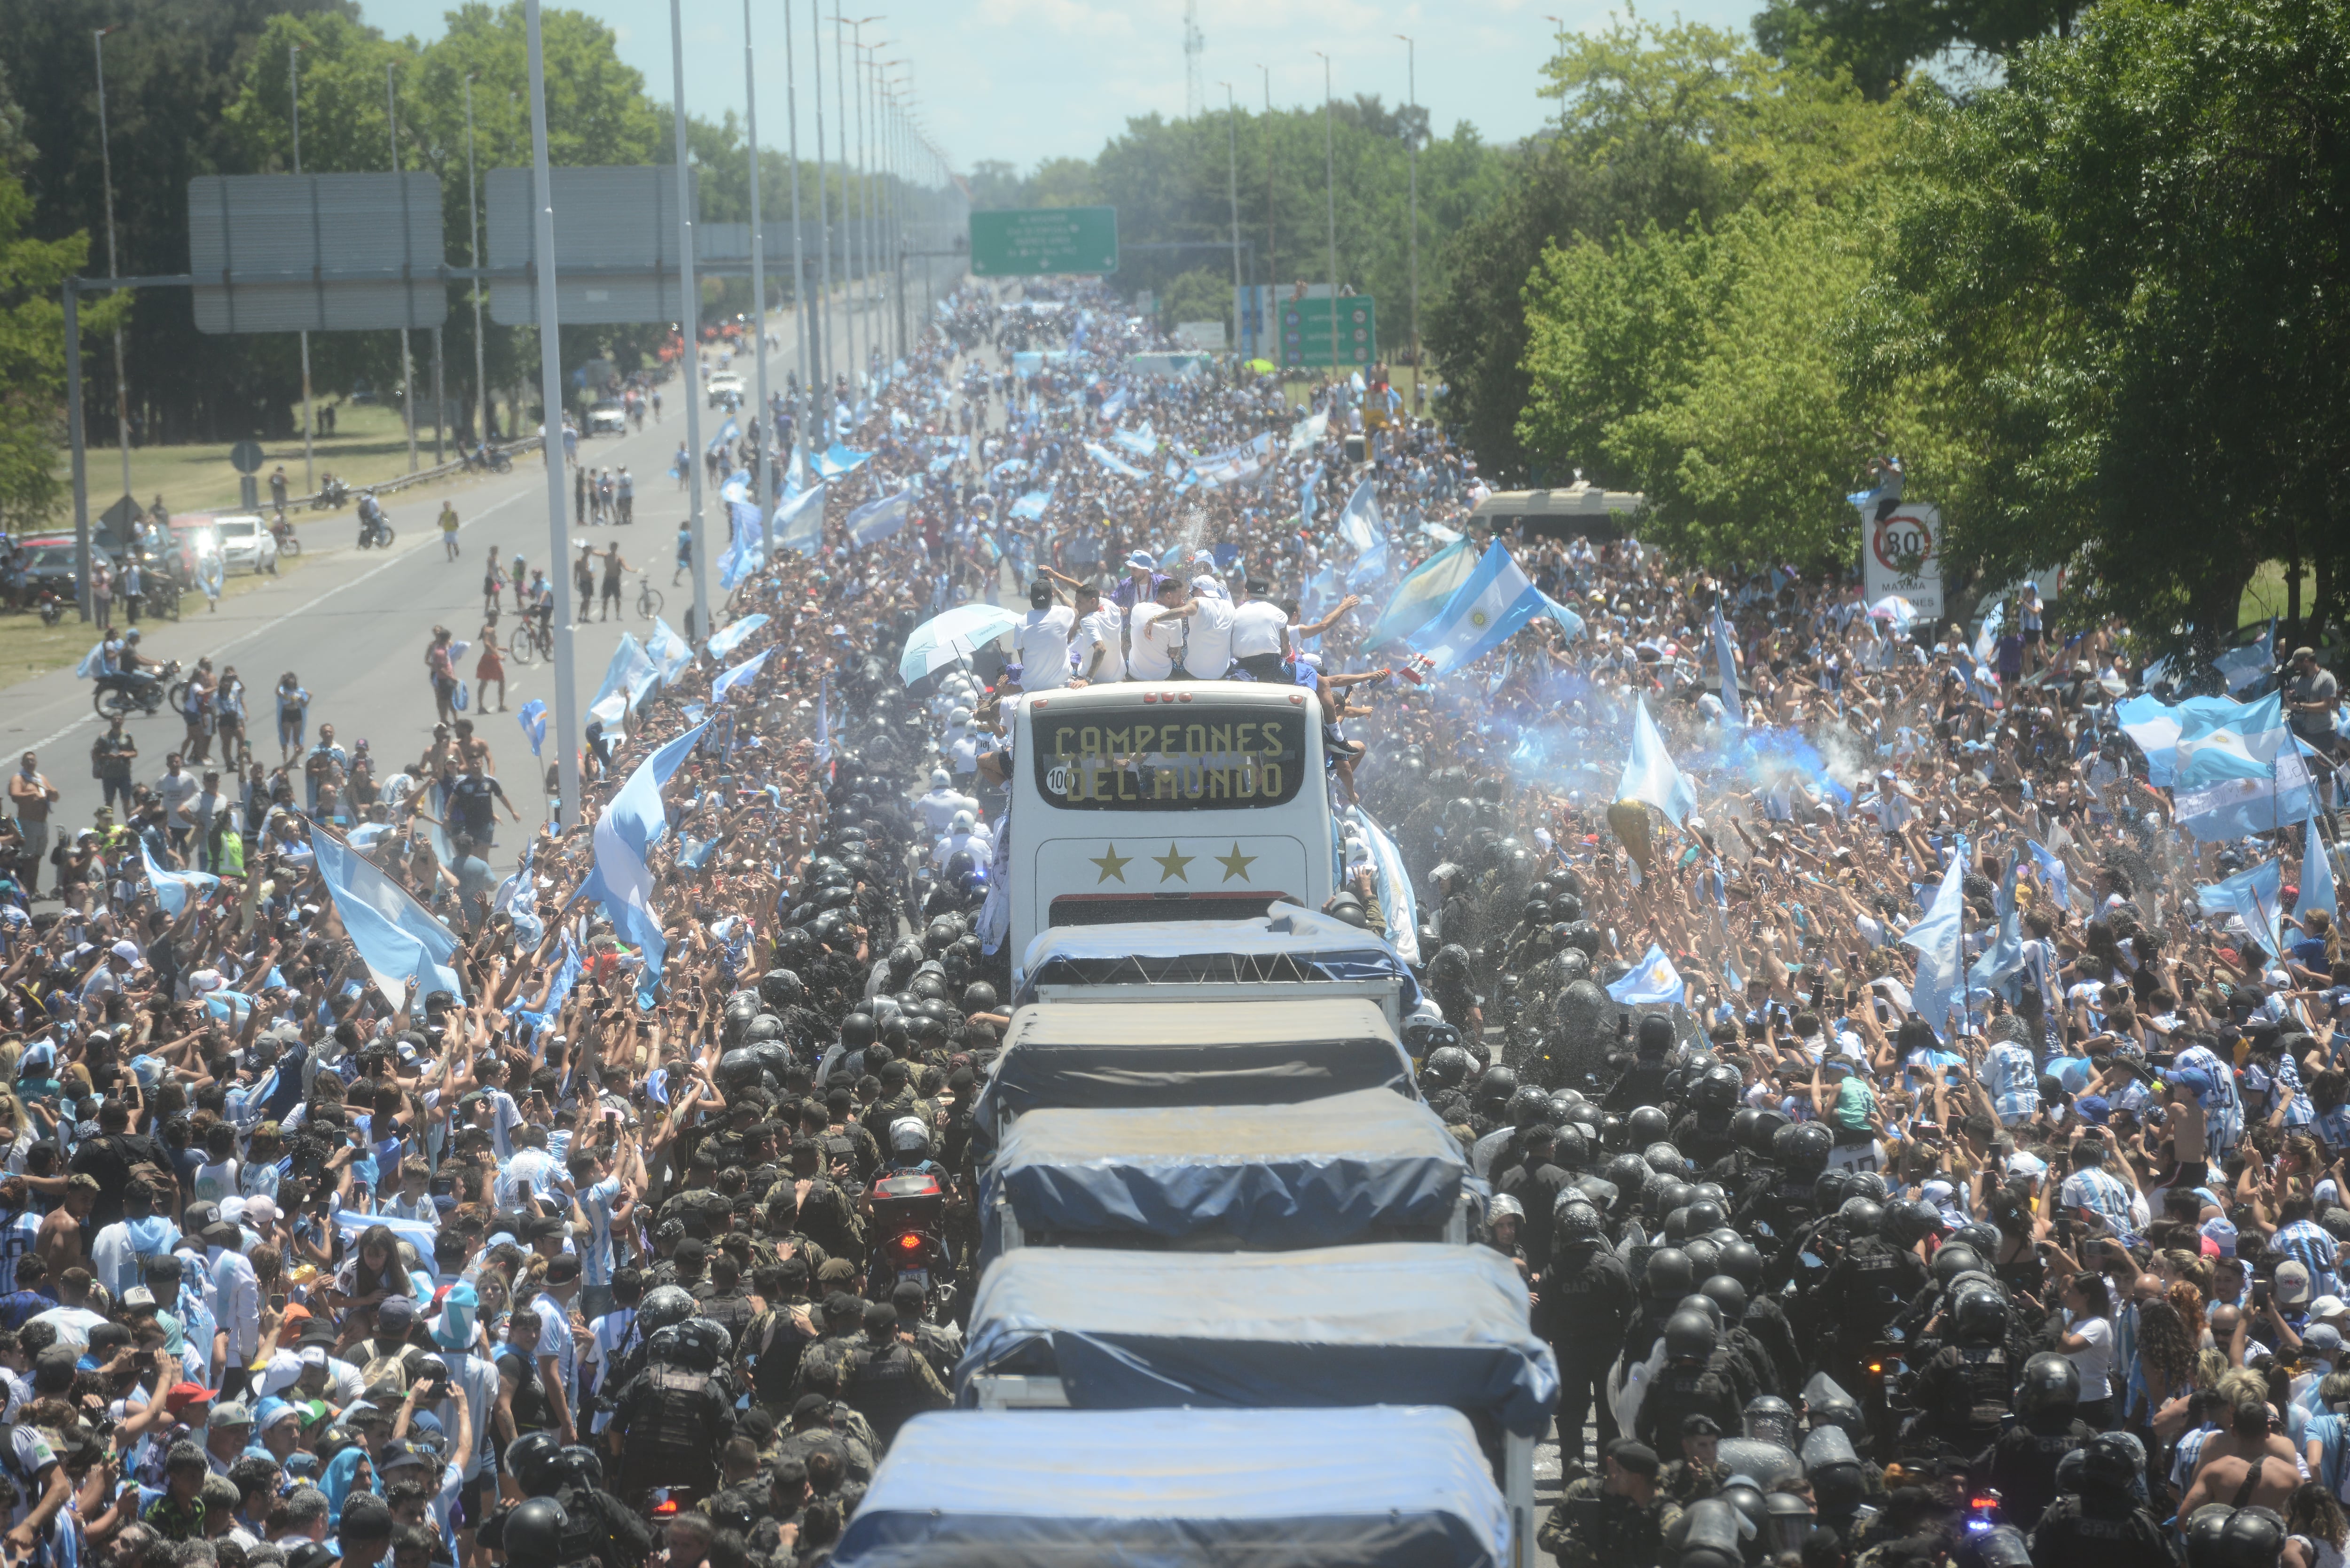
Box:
[1007,680,1336,969]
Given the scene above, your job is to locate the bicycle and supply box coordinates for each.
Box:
[634,577,664,621]
[509,615,554,666]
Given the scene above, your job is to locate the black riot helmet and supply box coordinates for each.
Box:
[1644,1144,1687,1179]
[1636,1013,1675,1053]
[499,1498,571,1568]
[839,1012,878,1052]
[1421,1045,1476,1091]
[1773,1121,1833,1176]
[1716,1241,1763,1291]
[1743,1395,1797,1446]
[2016,1351,2081,1419]
[504,1433,564,1494]
[1685,1198,1727,1234]
[1812,1169,1856,1215]
[1664,1309,1719,1362]
[1951,1284,2010,1346]
[759,969,805,1009]
[1603,1153,1652,1197]
[1645,1247,1696,1301]
[1692,1064,1741,1112]
[1554,1200,1608,1247]
[636,1285,697,1336]
[1699,1274,1748,1323]
[1627,1105,1672,1145]
[2202,1507,2287,1568]
[1742,1109,1789,1155]
[1930,1244,1986,1289]
[1729,1107,1765,1151]
[2080,1432,2140,1493]
[1836,1197,1883,1237]
[1476,1065,1519,1107]
[1507,1085,1551,1128]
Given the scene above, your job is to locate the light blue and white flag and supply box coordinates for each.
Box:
[2301,804,2338,923]
[580,722,709,1007]
[517,699,548,757]
[772,482,827,557]
[1010,486,1053,521]
[1346,536,1391,594]
[588,634,660,725]
[1406,541,1543,676]
[2224,858,2287,961]
[1968,857,2026,995]
[1353,808,1420,966]
[847,488,912,546]
[1287,407,1329,455]
[1085,442,1148,481]
[1097,386,1128,421]
[1337,477,1383,553]
[718,468,751,507]
[2174,691,2288,786]
[1606,944,1686,1006]
[74,641,109,679]
[645,618,694,686]
[816,443,872,478]
[314,827,464,1013]
[1619,697,1699,826]
[720,499,766,591]
[2027,838,2073,912]
[1711,603,1745,728]
[1903,848,1970,1039]
[1111,422,1156,458]
[490,838,544,948]
[707,418,739,454]
[139,839,218,916]
[2216,620,2276,693]
[712,646,774,703]
[706,614,768,659]
[1364,535,1476,649]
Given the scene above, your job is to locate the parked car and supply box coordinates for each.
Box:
[18,538,114,596]
[588,399,627,437]
[198,514,280,575]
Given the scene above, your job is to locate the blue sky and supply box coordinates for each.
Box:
[361,0,1760,175]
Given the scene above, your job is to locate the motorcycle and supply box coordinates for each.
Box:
[356,500,396,550]
[864,1170,956,1320]
[310,477,349,511]
[269,510,301,558]
[33,589,62,626]
[93,658,183,721]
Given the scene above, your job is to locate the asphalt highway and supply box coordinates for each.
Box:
[0,285,894,880]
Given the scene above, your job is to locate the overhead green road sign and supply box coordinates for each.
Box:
[1281,296,1377,368]
[969,207,1120,277]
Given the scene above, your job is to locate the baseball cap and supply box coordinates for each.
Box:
[1124,550,1155,570]
[2311,1295,2349,1321]
[2278,1260,2314,1307]
[110,940,139,962]
[209,1399,255,1429]
[2306,1323,2345,1354]
[163,1382,218,1413]
[2075,1095,2112,1126]
[2200,1217,2239,1257]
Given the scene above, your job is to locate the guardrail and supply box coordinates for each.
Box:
[286,435,546,509]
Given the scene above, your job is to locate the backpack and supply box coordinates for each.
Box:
[359,1338,412,1394]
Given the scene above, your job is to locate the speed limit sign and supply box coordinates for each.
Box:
[1860,502,1943,619]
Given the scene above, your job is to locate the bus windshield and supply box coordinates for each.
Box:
[1031,696,1309,811]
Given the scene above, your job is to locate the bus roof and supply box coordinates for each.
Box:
[957,1243,1559,1437]
[980,1088,1470,1255]
[1012,906,1415,1004]
[832,1406,1509,1568]
[1019,679,1313,717]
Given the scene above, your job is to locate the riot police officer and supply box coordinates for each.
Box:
[1986,1353,2097,1532]
[1540,1198,1637,1469]
[2028,1433,2173,1566]
[1905,1283,2014,1460]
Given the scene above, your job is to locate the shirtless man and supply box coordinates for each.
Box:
[2176,1395,2298,1522]
[35,1174,96,1275]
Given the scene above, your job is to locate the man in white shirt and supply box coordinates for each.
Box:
[1012,579,1075,691]
[1068,583,1126,685]
[1182,591,1237,680]
[1127,578,1195,682]
[1230,578,1293,682]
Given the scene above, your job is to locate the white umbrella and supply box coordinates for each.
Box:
[901,604,1020,693]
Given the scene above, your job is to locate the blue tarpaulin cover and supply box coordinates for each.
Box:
[982,1088,1469,1257]
[971,998,1415,1162]
[830,1406,1510,1568]
[956,1242,1560,1436]
[1013,906,1418,1010]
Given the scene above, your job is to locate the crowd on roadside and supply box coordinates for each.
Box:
[0,273,2336,1568]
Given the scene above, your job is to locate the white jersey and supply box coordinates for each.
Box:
[1071,607,1127,683]
[1014,605,1076,690]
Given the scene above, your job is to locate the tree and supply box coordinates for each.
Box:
[1753,0,2088,100]
[1856,0,2350,653]
[1431,16,1890,487]
[1158,267,1230,333]
[0,174,126,532]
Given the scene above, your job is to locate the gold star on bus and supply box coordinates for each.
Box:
[1090,844,1132,883]
[1215,843,1256,882]
[1154,843,1195,882]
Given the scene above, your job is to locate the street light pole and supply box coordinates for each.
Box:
[670,0,710,640]
[292,42,315,494]
[1314,51,1338,383]
[1222,82,1242,358]
[387,62,419,473]
[743,0,770,511]
[93,26,132,505]
[781,0,814,475]
[524,0,581,830]
[1396,34,1419,375]
[808,0,832,419]
[463,70,488,450]
[1258,64,1275,356]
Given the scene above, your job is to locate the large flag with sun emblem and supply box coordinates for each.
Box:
[1405,541,1543,676]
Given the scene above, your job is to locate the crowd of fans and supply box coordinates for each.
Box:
[0,275,2336,1568]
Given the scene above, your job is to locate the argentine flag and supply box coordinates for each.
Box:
[581,721,710,1006]
[1606,944,1685,1006]
[1903,849,1970,1039]
[847,488,911,546]
[1405,542,1542,676]
[1337,477,1383,552]
[773,482,826,558]
[1711,604,1744,727]
[1619,697,1698,826]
